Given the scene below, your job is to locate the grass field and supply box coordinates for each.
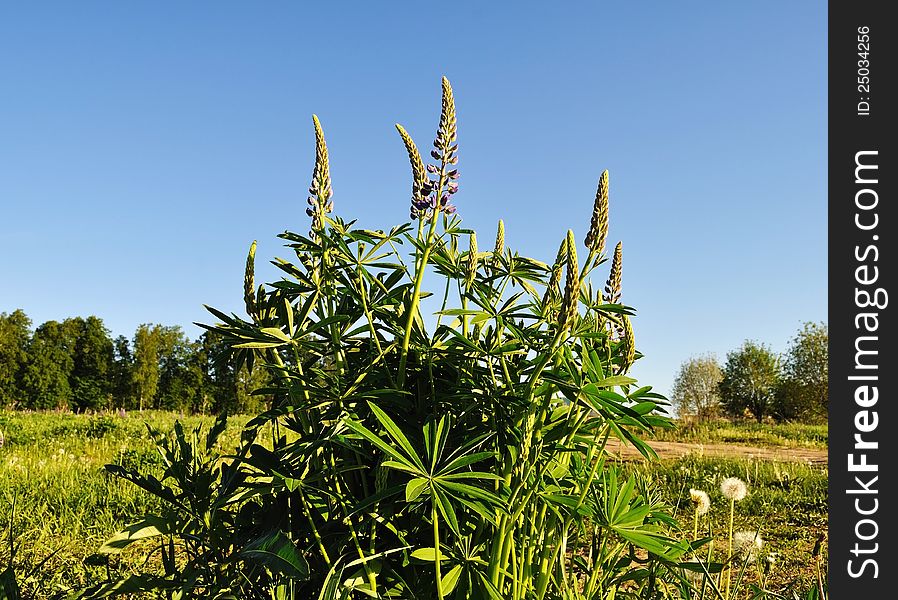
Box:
[0,410,246,597]
[0,411,827,598]
[647,420,828,450]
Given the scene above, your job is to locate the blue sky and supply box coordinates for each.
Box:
[0,1,826,399]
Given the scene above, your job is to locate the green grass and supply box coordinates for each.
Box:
[625,454,828,595]
[648,420,828,450]
[0,410,246,598]
[0,411,828,598]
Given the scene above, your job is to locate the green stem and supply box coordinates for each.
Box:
[357,269,395,388]
[433,268,454,332]
[397,210,441,388]
[433,502,445,600]
[726,498,735,597]
[298,488,330,566]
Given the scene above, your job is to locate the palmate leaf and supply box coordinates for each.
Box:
[596,474,688,561]
[344,421,419,471]
[365,401,427,471]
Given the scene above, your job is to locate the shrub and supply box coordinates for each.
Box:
[86,78,687,600]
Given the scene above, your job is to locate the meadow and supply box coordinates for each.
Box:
[0,410,827,599]
[0,411,247,597]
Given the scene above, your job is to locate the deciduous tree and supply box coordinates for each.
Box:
[719,341,781,423]
[671,354,723,422]
[21,320,79,410]
[0,309,31,407]
[775,322,828,422]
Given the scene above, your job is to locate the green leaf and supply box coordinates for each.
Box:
[440,564,463,596]
[344,420,421,472]
[594,375,638,388]
[433,486,460,536]
[470,312,492,325]
[260,327,291,342]
[437,451,495,476]
[240,530,310,580]
[233,340,287,349]
[405,477,429,503]
[72,574,181,598]
[380,459,422,475]
[366,402,426,471]
[410,547,448,562]
[439,481,503,506]
[98,516,172,555]
[0,566,20,600]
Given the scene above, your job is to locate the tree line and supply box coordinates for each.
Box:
[0,309,270,413]
[671,321,827,424]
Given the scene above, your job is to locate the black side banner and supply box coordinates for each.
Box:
[829,2,896,596]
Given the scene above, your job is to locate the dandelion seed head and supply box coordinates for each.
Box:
[733,531,763,562]
[689,488,711,516]
[721,476,747,501]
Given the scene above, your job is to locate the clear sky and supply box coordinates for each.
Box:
[0,1,826,401]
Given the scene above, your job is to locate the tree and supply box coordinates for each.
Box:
[0,309,31,407]
[132,324,164,411]
[775,322,828,423]
[70,316,114,411]
[671,354,723,422]
[111,335,134,407]
[21,320,79,410]
[199,330,271,414]
[156,328,206,411]
[718,341,781,422]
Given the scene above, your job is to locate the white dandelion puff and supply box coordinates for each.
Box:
[733,530,763,562]
[721,476,747,501]
[689,488,711,516]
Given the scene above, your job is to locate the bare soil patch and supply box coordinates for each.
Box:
[606,438,827,465]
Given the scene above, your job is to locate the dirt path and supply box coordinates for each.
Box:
[604,438,828,465]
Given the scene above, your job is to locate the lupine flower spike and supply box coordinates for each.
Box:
[428,77,459,216]
[584,170,609,256]
[465,233,479,291]
[559,230,580,329]
[542,236,568,316]
[307,115,333,237]
[494,220,505,257]
[619,315,635,374]
[604,242,624,339]
[603,242,623,304]
[244,240,257,319]
[395,124,432,220]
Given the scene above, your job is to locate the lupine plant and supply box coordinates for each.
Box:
[85,77,690,599]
